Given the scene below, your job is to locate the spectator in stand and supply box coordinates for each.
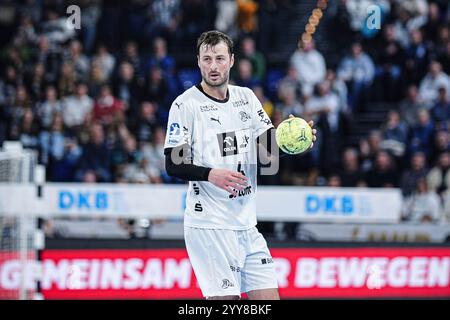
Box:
[144,0,182,46]
[365,150,399,188]
[304,81,341,129]
[305,81,344,174]
[276,82,304,119]
[427,151,450,196]
[1,66,20,108]
[430,130,450,165]
[399,84,427,128]
[146,37,176,79]
[337,42,375,112]
[430,87,450,131]
[422,2,443,45]
[30,35,60,84]
[141,66,171,117]
[327,0,355,56]
[233,58,260,88]
[444,189,450,223]
[39,113,66,166]
[404,29,430,85]
[12,13,38,47]
[92,85,125,126]
[75,123,112,182]
[120,41,144,82]
[338,147,365,187]
[112,61,142,121]
[58,61,77,97]
[88,60,108,98]
[234,36,266,83]
[359,130,383,172]
[237,0,259,34]
[6,85,32,141]
[380,110,408,160]
[62,82,93,136]
[141,126,167,182]
[435,25,450,58]
[371,23,405,102]
[35,85,62,130]
[327,173,342,187]
[437,41,450,75]
[408,108,435,160]
[67,40,90,82]
[402,177,443,223]
[146,37,178,96]
[91,44,116,81]
[79,0,101,54]
[133,101,160,144]
[26,62,50,102]
[111,133,143,183]
[392,1,428,49]
[290,39,326,98]
[419,61,450,109]
[400,151,429,197]
[326,69,349,114]
[278,65,303,102]
[40,9,76,45]
[18,108,39,151]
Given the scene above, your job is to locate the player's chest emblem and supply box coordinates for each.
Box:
[239,111,251,122]
[217,128,251,156]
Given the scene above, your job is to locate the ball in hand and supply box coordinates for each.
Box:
[275,117,313,155]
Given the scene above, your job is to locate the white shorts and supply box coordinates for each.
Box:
[184,226,278,298]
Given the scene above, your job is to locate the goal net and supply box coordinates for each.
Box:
[0,142,38,300]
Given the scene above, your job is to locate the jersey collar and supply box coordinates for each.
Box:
[196,83,230,103]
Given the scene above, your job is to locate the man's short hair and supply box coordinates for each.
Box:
[196,30,234,56]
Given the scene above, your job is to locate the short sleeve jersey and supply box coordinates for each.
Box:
[164,84,273,230]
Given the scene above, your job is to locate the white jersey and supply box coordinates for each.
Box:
[164,84,273,230]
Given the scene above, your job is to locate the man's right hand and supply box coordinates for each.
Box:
[207,168,248,196]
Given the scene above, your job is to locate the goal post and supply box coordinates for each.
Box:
[0,141,43,300]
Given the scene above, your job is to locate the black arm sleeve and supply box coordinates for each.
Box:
[164,144,212,181]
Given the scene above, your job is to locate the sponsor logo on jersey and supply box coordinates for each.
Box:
[168,122,181,145]
[200,104,218,112]
[221,279,234,289]
[216,129,251,157]
[194,201,203,212]
[182,126,189,143]
[232,99,249,108]
[229,162,252,199]
[217,132,238,156]
[193,183,200,195]
[239,111,251,122]
[261,258,274,265]
[174,102,183,109]
[230,265,241,273]
[240,134,249,149]
[257,109,272,125]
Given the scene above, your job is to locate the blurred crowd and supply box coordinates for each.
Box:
[0,0,449,230]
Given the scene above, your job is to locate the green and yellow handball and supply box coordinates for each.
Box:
[275,117,313,155]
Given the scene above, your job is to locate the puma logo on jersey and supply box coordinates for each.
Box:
[210,116,221,125]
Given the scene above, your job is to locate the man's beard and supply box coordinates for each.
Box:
[202,72,229,88]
